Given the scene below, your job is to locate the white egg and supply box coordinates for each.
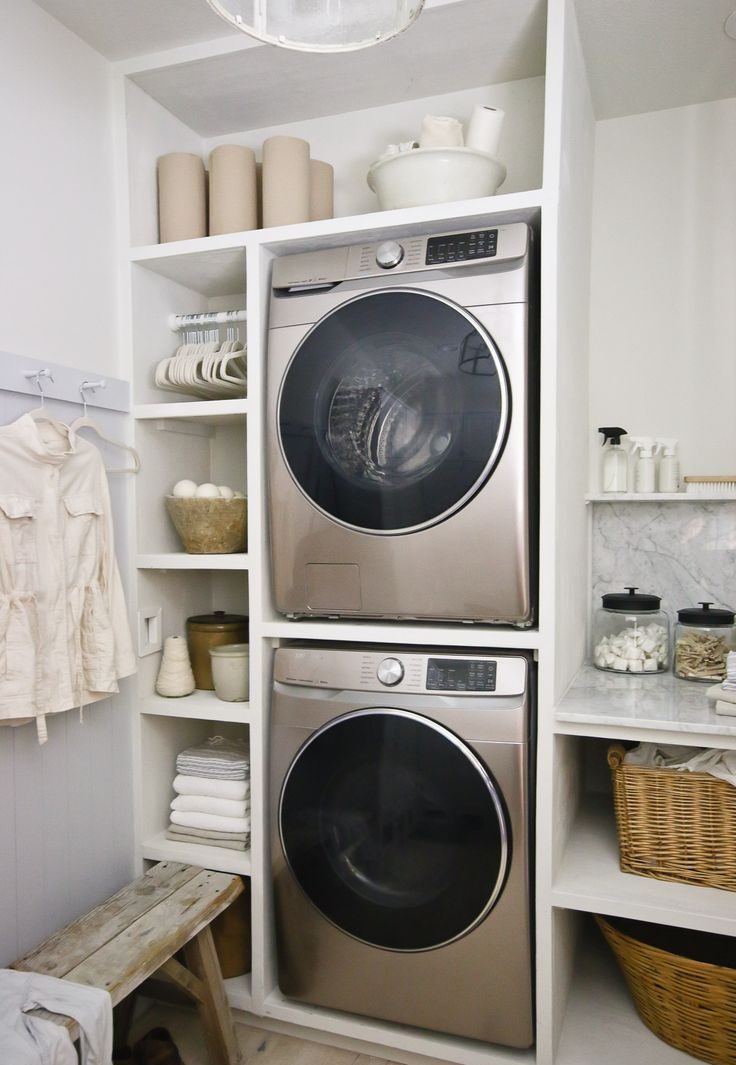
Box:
[195,482,220,499]
[232,490,246,498]
[217,485,235,500]
[172,479,198,498]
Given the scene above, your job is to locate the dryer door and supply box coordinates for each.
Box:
[279,708,510,952]
[277,289,510,533]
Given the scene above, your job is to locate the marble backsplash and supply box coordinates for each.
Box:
[591,501,736,619]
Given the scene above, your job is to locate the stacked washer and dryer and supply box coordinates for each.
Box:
[266,222,537,1049]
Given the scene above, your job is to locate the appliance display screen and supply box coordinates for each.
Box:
[425,229,498,265]
[426,658,497,692]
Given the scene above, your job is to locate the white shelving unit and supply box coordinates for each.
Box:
[111,1,736,1062]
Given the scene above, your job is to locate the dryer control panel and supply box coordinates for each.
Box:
[274,647,527,698]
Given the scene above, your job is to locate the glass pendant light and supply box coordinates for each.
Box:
[205,0,425,53]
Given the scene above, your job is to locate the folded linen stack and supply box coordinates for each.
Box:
[722,651,736,693]
[166,736,251,851]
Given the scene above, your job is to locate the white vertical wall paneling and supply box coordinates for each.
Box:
[0,388,136,965]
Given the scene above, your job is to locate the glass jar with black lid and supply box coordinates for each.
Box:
[674,602,736,683]
[592,587,670,674]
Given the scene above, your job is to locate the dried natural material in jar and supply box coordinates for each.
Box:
[675,630,728,681]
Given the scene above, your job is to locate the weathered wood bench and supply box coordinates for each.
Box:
[12,861,244,1065]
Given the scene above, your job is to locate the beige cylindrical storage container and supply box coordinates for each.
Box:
[310,159,334,221]
[210,643,250,702]
[262,136,311,227]
[186,611,249,690]
[209,144,257,235]
[157,152,207,243]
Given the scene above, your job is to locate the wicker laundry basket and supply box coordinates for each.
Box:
[596,914,736,1065]
[607,742,736,891]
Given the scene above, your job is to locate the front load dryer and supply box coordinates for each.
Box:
[267,222,537,625]
[271,646,534,1048]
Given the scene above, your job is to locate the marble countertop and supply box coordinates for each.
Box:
[556,664,736,739]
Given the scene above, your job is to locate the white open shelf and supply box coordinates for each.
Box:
[140,831,251,877]
[130,240,247,297]
[224,973,253,1013]
[556,935,692,1065]
[553,795,736,937]
[262,619,541,650]
[134,399,248,424]
[554,666,736,748]
[586,493,735,503]
[137,553,249,570]
[140,692,251,724]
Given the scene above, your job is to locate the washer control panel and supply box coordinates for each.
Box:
[275,648,526,698]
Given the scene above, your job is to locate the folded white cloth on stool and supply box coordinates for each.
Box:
[706,683,736,716]
[173,774,250,800]
[170,809,250,834]
[624,743,736,787]
[0,969,112,1065]
[171,794,250,818]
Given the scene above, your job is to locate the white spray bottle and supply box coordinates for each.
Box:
[630,437,657,493]
[598,427,629,492]
[657,439,681,493]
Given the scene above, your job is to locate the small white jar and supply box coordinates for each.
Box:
[209,643,249,702]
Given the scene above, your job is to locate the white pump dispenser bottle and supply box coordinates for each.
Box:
[631,437,657,493]
[657,439,681,492]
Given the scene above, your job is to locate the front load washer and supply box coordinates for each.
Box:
[271,646,534,1048]
[267,221,537,625]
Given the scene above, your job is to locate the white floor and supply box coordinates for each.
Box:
[129,1002,456,1065]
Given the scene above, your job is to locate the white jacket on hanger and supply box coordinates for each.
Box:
[0,413,135,742]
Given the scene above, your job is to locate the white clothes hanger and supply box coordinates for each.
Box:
[23,369,71,437]
[69,380,141,474]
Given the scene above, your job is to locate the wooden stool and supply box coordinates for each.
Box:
[12,861,244,1065]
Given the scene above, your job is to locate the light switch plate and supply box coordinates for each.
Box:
[137,607,163,657]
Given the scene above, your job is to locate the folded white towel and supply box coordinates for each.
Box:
[173,774,250,801]
[624,742,736,787]
[170,810,250,834]
[708,683,736,705]
[715,700,736,717]
[171,794,250,818]
[176,736,250,780]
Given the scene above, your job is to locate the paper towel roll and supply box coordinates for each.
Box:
[209,144,257,235]
[310,160,334,221]
[262,137,311,228]
[158,153,207,243]
[418,115,464,149]
[465,105,505,157]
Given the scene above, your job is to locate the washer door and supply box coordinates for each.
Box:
[277,289,510,534]
[279,708,510,952]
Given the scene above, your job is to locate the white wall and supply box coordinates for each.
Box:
[0,0,119,374]
[588,96,736,484]
[0,2,135,965]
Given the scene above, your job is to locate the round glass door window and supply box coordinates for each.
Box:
[279,709,510,952]
[277,289,509,533]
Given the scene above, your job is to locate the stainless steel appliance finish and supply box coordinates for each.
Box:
[267,221,535,625]
[271,646,534,1048]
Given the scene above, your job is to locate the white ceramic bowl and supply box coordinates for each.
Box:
[367,147,507,211]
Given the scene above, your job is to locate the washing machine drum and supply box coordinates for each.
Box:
[279,709,511,952]
[278,289,510,534]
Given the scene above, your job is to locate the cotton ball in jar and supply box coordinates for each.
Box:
[217,485,235,500]
[232,490,246,498]
[172,479,198,498]
[195,483,220,499]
